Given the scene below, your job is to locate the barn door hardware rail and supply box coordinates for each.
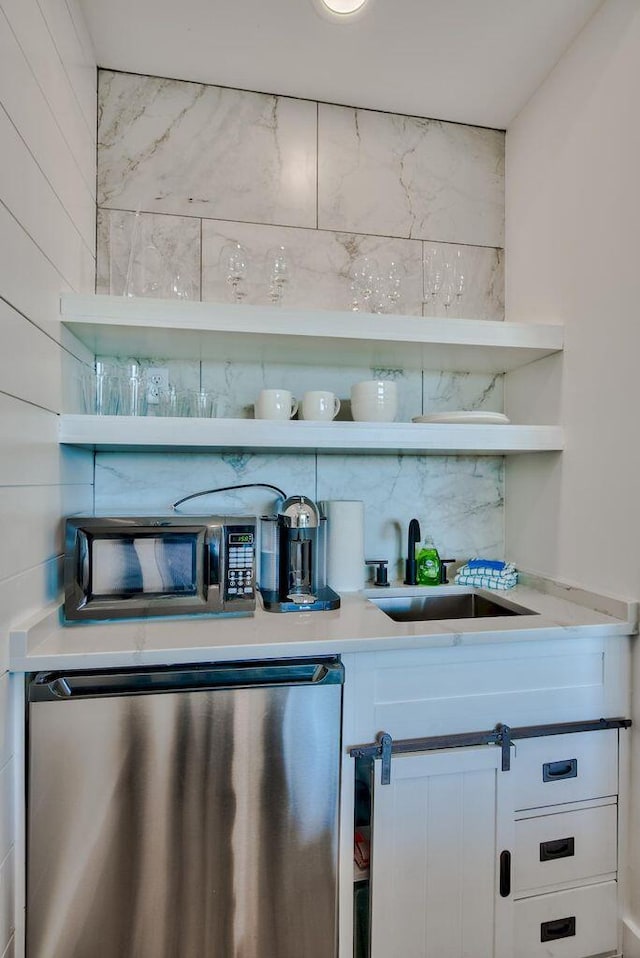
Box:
[349,716,631,785]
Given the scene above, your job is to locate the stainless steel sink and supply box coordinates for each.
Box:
[367,590,537,622]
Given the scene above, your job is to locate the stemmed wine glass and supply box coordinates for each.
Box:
[350,256,378,312]
[220,242,249,302]
[424,246,444,314]
[452,247,466,308]
[267,246,291,305]
[385,261,403,311]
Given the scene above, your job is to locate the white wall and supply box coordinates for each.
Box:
[504,0,640,948]
[0,0,96,951]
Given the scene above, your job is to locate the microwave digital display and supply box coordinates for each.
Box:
[92,534,198,597]
[229,532,254,545]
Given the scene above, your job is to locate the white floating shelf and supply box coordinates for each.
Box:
[61,295,563,374]
[59,416,564,456]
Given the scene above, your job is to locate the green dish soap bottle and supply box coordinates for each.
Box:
[416,535,441,586]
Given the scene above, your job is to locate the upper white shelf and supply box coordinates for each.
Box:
[59,416,564,456]
[60,294,563,374]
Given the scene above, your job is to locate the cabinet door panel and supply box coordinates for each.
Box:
[370,746,509,958]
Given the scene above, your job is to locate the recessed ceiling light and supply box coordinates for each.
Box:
[318,0,369,16]
[322,0,367,11]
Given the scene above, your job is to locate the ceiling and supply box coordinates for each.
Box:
[78,0,605,129]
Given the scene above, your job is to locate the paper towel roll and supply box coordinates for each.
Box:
[321,500,365,592]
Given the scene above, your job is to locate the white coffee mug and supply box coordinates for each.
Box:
[300,391,341,422]
[255,389,298,420]
[350,380,398,422]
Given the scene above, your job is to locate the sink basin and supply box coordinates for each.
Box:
[367,590,537,622]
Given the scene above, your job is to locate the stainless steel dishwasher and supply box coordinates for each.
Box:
[27,658,343,958]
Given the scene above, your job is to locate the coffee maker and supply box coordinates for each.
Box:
[259,495,341,612]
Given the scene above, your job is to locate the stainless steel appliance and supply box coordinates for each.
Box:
[259,496,340,612]
[27,658,343,958]
[64,515,256,620]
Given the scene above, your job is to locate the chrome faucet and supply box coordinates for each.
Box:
[404,518,421,585]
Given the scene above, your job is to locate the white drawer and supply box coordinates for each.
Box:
[513,730,618,810]
[514,881,618,958]
[514,802,617,896]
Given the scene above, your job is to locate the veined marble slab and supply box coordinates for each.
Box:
[317,453,504,582]
[202,219,424,315]
[98,71,317,227]
[97,209,201,299]
[94,451,315,516]
[423,371,504,416]
[318,104,505,246]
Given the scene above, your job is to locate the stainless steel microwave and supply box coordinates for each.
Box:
[64,516,256,621]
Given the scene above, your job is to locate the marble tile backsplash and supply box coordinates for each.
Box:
[98,71,317,227]
[317,104,505,246]
[94,70,507,569]
[94,451,504,581]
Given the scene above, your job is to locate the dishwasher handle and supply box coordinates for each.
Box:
[30,658,344,701]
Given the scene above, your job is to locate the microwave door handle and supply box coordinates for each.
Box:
[29,661,345,701]
[206,527,222,590]
[78,532,90,594]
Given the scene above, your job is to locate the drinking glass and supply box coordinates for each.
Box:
[452,247,466,305]
[385,261,403,311]
[188,389,215,418]
[221,242,249,302]
[169,270,195,301]
[424,246,444,312]
[267,246,291,305]
[82,361,121,416]
[120,363,148,417]
[350,256,378,311]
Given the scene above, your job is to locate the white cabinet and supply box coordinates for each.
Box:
[342,639,629,958]
[369,746,513,958]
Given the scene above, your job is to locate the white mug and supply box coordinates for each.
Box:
[255,389,298,420]
[300,391,341,422]
[350,380,398,422]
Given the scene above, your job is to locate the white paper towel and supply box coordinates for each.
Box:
[321,500,365,592]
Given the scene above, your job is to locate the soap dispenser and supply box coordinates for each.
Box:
[416,535,441,586]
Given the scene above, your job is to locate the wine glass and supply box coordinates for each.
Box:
[220,242,249,302]
[267,246,291,305]
[441,278,456,315]
[385,260,403,312]
[169,270,195,301]
[424,246,444,313]
[452,247,466,306]
[350,256,378,311]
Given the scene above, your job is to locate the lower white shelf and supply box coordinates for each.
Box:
[59,416,564,455]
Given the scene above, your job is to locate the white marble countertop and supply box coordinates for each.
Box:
[9,576,638,673]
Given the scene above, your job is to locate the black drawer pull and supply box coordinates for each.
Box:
[541,916,576,942]
[540,836,575,861]
[499,850,511,897]
[543,758,577,782]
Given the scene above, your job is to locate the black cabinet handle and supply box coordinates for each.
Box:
[499,850,511,897]
[541,916,576,942]
[543,758,578,782]
[540,836,575,861]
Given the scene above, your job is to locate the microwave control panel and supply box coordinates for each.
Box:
[225,527,255,600]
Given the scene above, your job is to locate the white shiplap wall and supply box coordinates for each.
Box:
[0,0,96,952]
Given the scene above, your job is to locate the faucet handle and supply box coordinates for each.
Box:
[440,559,456,584]
[366,559,390,587]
